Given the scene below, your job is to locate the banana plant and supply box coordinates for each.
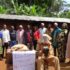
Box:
[0,6,9,14]
[10,0,23,14]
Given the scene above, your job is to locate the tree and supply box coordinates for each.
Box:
[0,0,65,17]
[59,10,70,18]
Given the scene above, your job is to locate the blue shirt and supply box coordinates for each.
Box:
[10,30,16,41]
[0,31,2,38]
[52,27,62,48]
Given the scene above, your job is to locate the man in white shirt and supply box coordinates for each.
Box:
[39,23,47,38]
[2,24,10,58]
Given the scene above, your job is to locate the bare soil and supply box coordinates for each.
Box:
[0,59,70,70]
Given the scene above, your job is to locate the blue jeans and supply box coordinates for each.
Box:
[10,41,17,47]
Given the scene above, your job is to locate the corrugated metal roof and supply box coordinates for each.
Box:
[0,14,70,23]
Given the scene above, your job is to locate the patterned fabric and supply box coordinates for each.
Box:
[56,29,68,62]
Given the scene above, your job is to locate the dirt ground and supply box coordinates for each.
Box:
[0,59,70,70]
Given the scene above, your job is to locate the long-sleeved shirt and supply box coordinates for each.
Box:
[39,27,47,38]
[10,30,16,41]
[2,29,10,43]
[16,29,24,44]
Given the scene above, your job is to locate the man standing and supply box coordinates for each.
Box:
[52,23,62,56]
[39,23,47,38]
[16,25,24,44]
[56,23,69,62]
[10,26,16,47]
[23,25,33,50]
[2,24,10,58]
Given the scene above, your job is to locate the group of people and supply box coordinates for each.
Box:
[0,22,70,63]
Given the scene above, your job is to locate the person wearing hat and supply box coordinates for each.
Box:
[36,34,60,70]
[16,25,24,44]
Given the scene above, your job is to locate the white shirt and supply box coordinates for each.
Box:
[2,29,10,43]
[39,27,47,37]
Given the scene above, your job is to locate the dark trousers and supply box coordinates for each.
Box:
[54,48,58,56]
[2,43,9,58]
[33,40,37,50]
[27,42,33,50]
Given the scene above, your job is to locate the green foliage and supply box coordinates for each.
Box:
[10,0,23,14]
[59,10,70,18]
[0,0,68,18]
[0,6,8,14]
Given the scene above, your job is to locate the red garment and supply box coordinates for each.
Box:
[27,32,31,42]
[34,30,40,41]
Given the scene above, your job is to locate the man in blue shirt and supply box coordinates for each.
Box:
[10,26,16,47]
[52,23,62,56]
